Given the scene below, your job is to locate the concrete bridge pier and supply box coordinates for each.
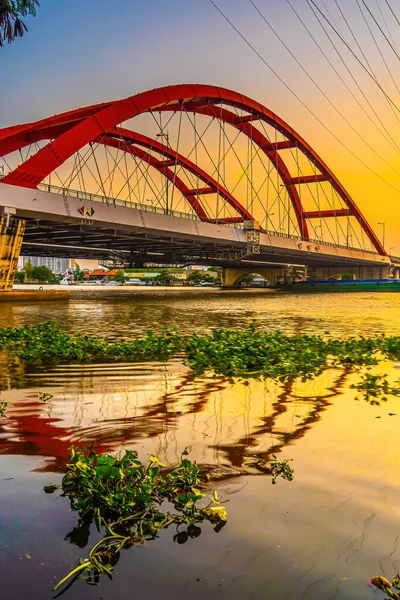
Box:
[0,213,25,291]
[310,265,391,280]
[221,266,283,288]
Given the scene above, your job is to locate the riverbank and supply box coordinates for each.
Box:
[11,284,278,300]
[0,290,69,302]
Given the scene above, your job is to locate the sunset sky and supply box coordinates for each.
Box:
[1,0,400,251]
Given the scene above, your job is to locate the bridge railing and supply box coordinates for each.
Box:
[37,183,204,223]
[31,182,381,257]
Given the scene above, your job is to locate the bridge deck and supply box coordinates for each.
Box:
[0,183,391,268]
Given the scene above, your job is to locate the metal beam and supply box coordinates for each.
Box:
[304,209,351,219]
[287,174,327,185]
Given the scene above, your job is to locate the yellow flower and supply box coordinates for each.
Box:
[203,505,228,521]
[75,460,88,471]
[192,487,206,498]
[149,454,166,467]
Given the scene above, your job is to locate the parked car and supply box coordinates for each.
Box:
[124,278,147,286]
[195,281,219,287]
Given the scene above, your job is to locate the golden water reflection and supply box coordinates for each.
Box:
[0,359,353,476]
[2,357,400,599]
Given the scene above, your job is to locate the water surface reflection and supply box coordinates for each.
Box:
[2,290,400,598]
[3,287,400,338]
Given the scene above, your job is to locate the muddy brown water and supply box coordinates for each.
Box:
[1,288,400,599]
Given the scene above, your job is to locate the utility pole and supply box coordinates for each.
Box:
[156,131,170,215]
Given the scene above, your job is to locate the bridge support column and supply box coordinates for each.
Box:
[311,265,391,280]
[0,215,25,291]
[394,268,400,280]
[221,266,283,288]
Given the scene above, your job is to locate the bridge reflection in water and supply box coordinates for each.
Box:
[0,358,344,477]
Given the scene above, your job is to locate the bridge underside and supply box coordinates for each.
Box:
[20,216,387,271]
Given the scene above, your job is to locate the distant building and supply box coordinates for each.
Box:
[22,256,70,274]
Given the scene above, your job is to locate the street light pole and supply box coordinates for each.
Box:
[266,212,274,233]
[156,131,170,215]
[378,221,386,250]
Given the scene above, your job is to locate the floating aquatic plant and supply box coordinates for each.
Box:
[351,373,400,405]
[38,391,53,402]
[2,323,400,386]
[46,448,228,592]
[269,454,294,484]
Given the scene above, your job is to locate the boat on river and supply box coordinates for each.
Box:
[278,278,400,292]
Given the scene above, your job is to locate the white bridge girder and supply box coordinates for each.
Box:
[0,183,391,269]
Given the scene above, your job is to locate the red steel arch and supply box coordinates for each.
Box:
[0,117,255,223]
[0,83,385,254]
[106,127,255,223]
[101,129,255,222]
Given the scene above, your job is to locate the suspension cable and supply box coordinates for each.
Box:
[286,0,400,153]
[307,0,400,113]
[384,0,400,27]
[332,0,400,126]
[249,0,400,175]
[359,0,400,60]
[207,0,400,193]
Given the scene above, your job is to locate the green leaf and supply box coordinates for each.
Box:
[44,484,60,494]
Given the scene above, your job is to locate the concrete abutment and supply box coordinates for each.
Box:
[0,215,25,291]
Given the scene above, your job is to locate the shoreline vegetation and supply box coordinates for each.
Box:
[1,323,400,392]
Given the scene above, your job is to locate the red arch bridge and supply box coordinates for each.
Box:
[0,83,394,289]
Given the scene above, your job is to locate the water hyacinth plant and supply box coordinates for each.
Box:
[47,448,229,591]
[2,322,400,376]
[351,373,400,405]
[269,454,294,484]
[38,391,53,402]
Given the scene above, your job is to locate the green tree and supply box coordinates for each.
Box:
[14,270,25,283]
[23,258,33,281]
[0,1,39,47]
[31,265,53,282]
[187,270,203,284]
[114,269,126,281]
[187,270,214,284]
[155,270,176,284]
[240,274,254,285]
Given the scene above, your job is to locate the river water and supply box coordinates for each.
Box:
[1,288,400,600]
